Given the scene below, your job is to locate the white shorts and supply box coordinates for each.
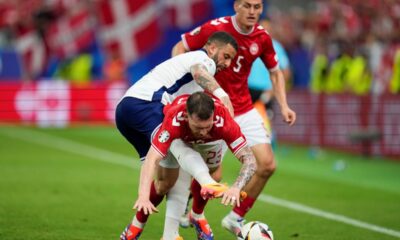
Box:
[159,139,227,169]
[234,108,271,146]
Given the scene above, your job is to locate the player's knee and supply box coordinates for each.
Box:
[155,180,176,195]
[255,156,276,178]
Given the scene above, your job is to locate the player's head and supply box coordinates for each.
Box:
[234,0,263,30]
[186,92,215,138]
[205,31,238,72]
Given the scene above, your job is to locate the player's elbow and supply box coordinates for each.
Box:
[171,41,186,57]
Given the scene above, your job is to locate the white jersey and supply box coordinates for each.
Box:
[123,50,216,104]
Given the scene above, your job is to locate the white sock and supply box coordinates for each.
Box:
[132,215,145,228]
[190,209,205,220]
[194,170,217,185]
[228,211,242,220]
[163,217,180,240]
[163,169,191,239]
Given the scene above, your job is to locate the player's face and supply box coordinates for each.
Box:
[187,113,214,139]
[234,0,263,30]
[211,44,237,72]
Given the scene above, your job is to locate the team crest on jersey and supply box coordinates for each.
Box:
[158,130,170,143]
[250,43,259,55]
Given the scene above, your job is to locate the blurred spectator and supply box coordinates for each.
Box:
[103,49,126,82]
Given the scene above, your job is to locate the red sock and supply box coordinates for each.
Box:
[191,179,208,214]
[136,181,164,223]
[233,196,256,217]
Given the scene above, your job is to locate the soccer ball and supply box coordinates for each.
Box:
[237,221,274,240]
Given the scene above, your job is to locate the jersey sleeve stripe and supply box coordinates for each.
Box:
[232,141,248,156]
[151,143,166,158]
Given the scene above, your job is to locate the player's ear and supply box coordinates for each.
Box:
[208,42,218,55]
[233,0,240,11]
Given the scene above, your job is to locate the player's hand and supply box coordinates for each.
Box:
[221,186,241,207]
[281,106,296,126]
[133,197,159,215]
[220,96,234,117]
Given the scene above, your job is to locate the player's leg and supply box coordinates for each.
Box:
[188,141,226,240]
[116,97,166,240]
[222,109,276,236]
[163,140,224,240]
[115,97,164,159]
[163,168,192,240]
[122,156,180,240]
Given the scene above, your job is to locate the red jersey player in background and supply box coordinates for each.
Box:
[172,0,296,237]
[123,92,256,240]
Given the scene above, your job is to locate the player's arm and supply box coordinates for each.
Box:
[171,41,187,57]
[190,63,234,116]
[133,146,163,215]
[233,146,257,190]
[221,146,256,207]
[270,69,296,125]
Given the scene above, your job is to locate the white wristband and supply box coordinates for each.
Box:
[213,88,228,99]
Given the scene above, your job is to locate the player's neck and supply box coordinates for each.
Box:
[232,15,253,34]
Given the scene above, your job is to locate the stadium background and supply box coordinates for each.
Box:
[0,0,399,239]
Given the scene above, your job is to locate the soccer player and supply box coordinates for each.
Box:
[121,92,256,240]
[116,31,238,240]
[171,0,296,237]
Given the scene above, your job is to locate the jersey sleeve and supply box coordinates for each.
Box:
[259,31,279,71]
[216,105,247,155]
[187,51,216,76]
[181,20,218,51]
[151,110,180,157]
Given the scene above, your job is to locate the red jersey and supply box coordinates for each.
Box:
[151,94,247,157]
[182,16,279,115]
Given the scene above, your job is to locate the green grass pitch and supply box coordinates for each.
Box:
[0,125,399,240]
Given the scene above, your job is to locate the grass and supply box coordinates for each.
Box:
[0,125,399,240]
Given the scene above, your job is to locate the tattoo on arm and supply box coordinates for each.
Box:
[233,147,257,189]
[190,64,220,92]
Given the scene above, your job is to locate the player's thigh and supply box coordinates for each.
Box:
[157,154,180,194]
[234,108,271,146]
[115,97,164,158]
[235,109,275,167]
[251,143,275,168]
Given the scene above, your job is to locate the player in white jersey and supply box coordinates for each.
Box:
[116,31,238,240]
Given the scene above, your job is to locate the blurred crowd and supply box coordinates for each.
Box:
[0,0,399,95]
[267,0,400,95]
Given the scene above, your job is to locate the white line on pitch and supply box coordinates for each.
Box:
[258,195,400,238]
[1,127,400,238]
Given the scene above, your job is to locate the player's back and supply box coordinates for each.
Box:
[123,50,215,104]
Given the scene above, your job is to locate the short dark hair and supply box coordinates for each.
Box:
[186,92,215,120]
[206,31,238,52]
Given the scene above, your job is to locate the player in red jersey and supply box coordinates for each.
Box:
[172,0,296,236]
[121,92,256,240]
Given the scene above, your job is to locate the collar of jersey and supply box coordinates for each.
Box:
[231,15,255,35]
